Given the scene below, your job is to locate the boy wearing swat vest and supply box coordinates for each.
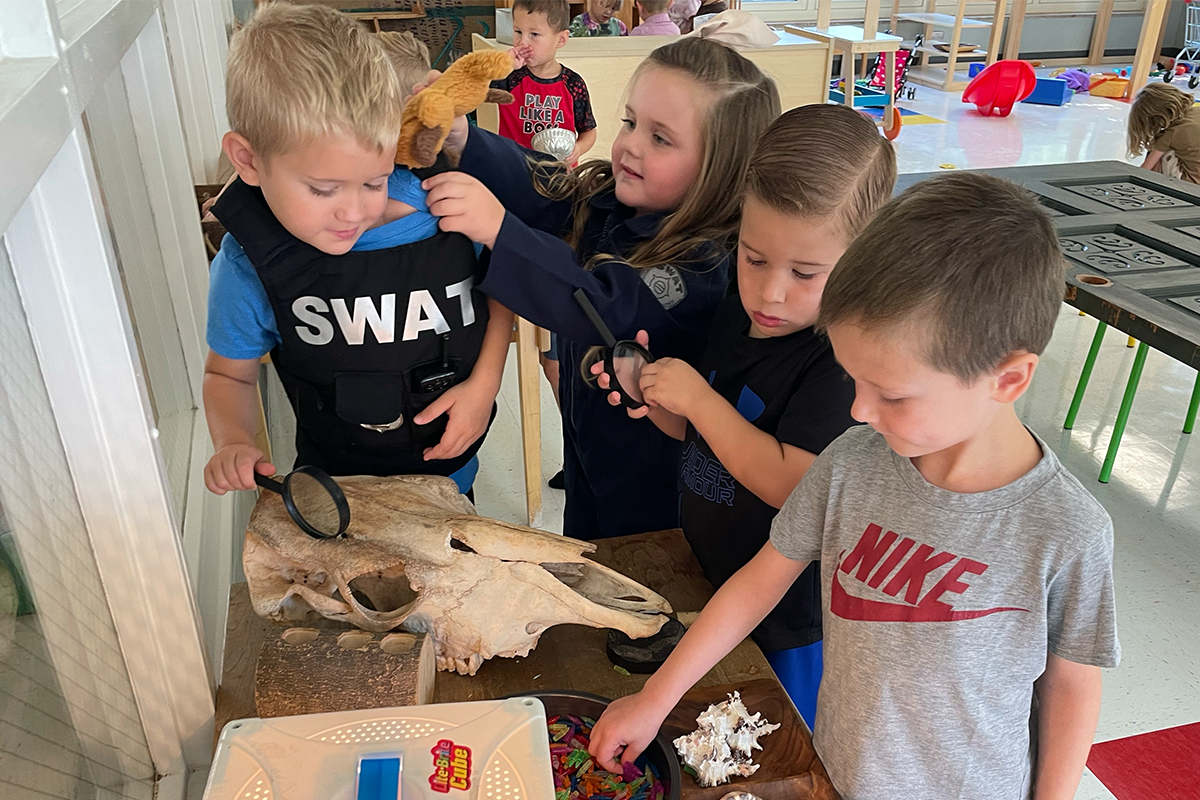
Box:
[203,4,513,497]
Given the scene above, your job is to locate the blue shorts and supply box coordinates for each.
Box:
[543,331,558,361]
[764,639,823,730]
[448,455,479,494]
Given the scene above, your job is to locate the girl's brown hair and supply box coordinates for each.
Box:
[1128,82,1195,157]
[745,104,896,237]
[537,37,781,271]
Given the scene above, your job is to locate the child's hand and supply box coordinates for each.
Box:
[423,173,506,249]
[414,377,498,461]
[638,358,710,418]
[591,360,651,419]
[508,45,533,69]
[205,444,274,495]
[589,690,675,773]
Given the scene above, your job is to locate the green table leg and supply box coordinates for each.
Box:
[1099,341,1149,484]
[1065,321,1107,430]
[1184,372,1200,435]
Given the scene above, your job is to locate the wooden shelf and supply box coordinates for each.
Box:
[894,11,991,27]
[914,43,988,59]
[906,63,973,90]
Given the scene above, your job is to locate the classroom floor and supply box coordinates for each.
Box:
[471,80,1200,800]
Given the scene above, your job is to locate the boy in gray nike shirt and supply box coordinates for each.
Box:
[590,173,1120,800]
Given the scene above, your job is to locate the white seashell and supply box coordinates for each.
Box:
[530,127,577,161]
[673,691,779,788]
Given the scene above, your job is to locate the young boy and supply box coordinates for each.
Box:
[591,173,1120,799]
[491,0,597,164]
[630,0,680,35]
[569,0,627,37]
[600,106,896,727]
[203,4,513,497]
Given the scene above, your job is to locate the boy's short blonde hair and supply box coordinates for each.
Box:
[226,3,403,159]
[638,0,671,15]
[377,31,431,106]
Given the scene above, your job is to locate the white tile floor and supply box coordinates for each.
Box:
[472,80,1200,800]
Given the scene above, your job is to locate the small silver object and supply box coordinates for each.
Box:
[720,794,764,800]
[530,127,577,162]
[360,414,403,433]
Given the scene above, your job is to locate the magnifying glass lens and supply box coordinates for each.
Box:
[611,342,650,405]
[287,472,343,537]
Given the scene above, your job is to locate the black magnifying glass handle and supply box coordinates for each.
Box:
[254,472,285,494]
[572,289,618,348]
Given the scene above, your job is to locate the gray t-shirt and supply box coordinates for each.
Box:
[770,426,1119,800]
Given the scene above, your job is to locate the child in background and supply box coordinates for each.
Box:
[1129,82,1200,184]
[570,0,627,37]
[668,0,700,34]
[591,173,1119,799]
[203,5,512,497]
[630,0,680,35]
[597,105,896,727]
[422,38,781,539]
[378,31,431,100]
[493,0,597,165]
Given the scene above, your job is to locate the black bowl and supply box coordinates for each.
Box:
[508,690,682,800]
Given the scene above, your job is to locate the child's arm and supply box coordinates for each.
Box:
[638,358,816,508]
[414,298,514,460]
[589,541,808,772]
[203,352,275,493]
[1032,654,1103,800]
[1141,149,1165,172]
[425,172,722,353]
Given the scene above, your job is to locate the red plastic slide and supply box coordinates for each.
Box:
[962,60,1037,117]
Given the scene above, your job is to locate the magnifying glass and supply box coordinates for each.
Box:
[572,288,656,409]
[254,465,350,540]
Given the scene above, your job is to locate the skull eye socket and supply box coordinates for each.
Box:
[343,566,418,614]
[449,537,477,554]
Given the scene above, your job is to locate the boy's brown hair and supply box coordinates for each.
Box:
[514,0,571,31]
[226,3,402,158]
[818,173,1063,381]
[745,104,896,239]
[638,0,671,14]
[377,31,431,105]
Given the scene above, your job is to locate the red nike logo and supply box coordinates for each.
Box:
[830,523,1029,623]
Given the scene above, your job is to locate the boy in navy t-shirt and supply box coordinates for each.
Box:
[601,106,896,724]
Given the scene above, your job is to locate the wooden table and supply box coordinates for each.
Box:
[216,529,837,799]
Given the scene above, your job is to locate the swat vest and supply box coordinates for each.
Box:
[211,178,491,479]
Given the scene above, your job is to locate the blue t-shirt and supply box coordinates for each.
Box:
[206,168,441,360]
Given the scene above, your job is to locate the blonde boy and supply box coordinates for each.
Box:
[204,4,512,497]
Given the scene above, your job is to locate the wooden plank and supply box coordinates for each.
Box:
[985,0,1006,66]
[1002,0,1024,61]
[1126,0,1169,99]
[1089,0,1114,65]
[515,315,543,527]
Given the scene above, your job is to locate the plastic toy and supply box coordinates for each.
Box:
[1022,76,1072,106]
[1089,74,1130,98]
[395,50,516,168]
[962,60,1037,117]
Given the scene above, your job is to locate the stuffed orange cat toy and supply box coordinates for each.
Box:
[396,50,517,168]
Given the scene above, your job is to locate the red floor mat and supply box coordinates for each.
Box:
[1087,722,1200,799]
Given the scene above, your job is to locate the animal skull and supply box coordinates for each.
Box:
[243,475,672,675]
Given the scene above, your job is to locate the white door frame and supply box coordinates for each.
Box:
[1,0,240,786]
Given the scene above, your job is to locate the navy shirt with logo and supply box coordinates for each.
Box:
[682,296,857,651]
